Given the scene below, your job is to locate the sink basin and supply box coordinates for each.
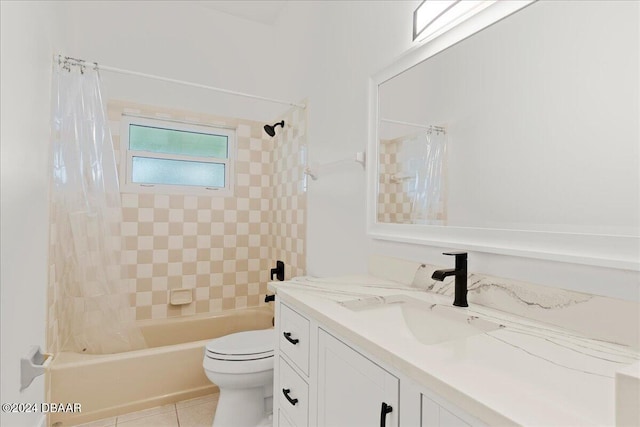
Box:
[341,295,503,345]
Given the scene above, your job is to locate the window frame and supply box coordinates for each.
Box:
[119,115,235,196]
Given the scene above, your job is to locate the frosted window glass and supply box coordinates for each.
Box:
[131,157,225,188]
[129,125,228,158]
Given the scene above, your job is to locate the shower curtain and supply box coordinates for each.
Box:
[50,58,145,353]
[398,130,447,224]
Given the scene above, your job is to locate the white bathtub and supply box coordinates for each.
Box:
[47,306,273,426]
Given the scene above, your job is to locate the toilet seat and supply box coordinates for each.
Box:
[203,329,275,427]
[204,329,274,374]
[205,329,274,361]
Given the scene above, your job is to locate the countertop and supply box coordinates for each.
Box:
[269,275,640,426]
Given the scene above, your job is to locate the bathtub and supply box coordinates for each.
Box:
[47,306,273,426]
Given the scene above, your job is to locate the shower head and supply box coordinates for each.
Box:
[264,120,285,137]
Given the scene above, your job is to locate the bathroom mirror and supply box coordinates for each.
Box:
[367,1,639,270]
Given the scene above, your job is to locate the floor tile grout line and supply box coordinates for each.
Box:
[117,403,179,426]
[78,393,219,427]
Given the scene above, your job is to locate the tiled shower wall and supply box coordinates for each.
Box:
[48,100,306,350]
[111,101,308,320]
[269,106,307,280]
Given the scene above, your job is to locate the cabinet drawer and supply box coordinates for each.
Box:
[279,357,309,427]
[279,304,310,375]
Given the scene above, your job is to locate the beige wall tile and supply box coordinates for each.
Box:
[48,100,307,339]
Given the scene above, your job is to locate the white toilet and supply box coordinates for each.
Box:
[203,329,274,427]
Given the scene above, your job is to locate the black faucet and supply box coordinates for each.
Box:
[431,252,468,307]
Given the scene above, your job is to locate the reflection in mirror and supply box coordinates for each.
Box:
[378,122,447,225]
[377,1,639,237]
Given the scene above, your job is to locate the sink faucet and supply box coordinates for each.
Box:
[431,252,468,307]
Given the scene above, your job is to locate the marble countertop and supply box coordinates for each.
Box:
[269,275,640,426]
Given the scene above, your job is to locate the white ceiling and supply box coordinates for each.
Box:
[198,1,288,25]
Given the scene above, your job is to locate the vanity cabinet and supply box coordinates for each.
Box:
[274,300,482,427]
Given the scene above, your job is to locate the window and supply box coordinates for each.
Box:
[120,116,235,195]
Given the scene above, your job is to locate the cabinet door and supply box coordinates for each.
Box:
[318,329,399,427]
[422,395,471,427]
[278,409,296,427]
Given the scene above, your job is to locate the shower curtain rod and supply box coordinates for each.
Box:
[56,55,306,109]
[380,118,446,133]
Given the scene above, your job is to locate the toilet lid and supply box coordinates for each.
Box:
[205,329,274,360]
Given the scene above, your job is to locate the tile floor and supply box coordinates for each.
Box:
[75,393,218,427]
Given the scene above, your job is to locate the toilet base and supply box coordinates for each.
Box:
[213,386,268,427]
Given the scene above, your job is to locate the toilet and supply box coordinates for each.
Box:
[203,329,274,427]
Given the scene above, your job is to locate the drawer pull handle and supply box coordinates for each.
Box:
[282,388,299,406]
[283,332,299,345]
[380,402,393,427]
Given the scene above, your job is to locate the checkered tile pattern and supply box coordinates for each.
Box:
[378,139,413,224]
[269,105,307,279]
[48,99,307,340]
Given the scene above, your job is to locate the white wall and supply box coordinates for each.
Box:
[58,0,286,122]
[0,2,61,426]
[274,1,639,301]
[274,0,419,277]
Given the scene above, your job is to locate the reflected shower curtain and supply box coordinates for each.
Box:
[401,131,447,224]
[50,59,145,353]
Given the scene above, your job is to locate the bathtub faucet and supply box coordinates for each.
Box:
[270,260,285,281]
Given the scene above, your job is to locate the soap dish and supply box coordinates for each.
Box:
[169,288,193,306]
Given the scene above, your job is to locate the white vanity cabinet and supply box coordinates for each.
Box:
[274,300,483,427]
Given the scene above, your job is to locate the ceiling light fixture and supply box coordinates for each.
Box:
[413,0,490,43]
